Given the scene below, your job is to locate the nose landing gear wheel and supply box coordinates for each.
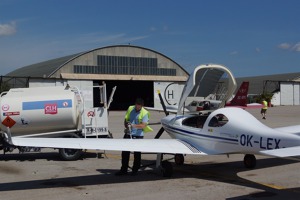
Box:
[243,154,256,169]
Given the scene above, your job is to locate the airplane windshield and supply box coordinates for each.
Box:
[182,115,208,129]
[208,114,228,127]
[190,101,198,106]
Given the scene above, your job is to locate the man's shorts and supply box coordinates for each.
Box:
[261,108,267,114]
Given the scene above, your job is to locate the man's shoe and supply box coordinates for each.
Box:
[115,170,128,176]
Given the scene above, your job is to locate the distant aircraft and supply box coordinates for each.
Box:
[5,64,300,177]
[186,81,263,113]
[225,81,249,107]
[185,99,220,112]
[225,81,263,109]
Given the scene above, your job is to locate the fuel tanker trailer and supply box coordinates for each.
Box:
[0,84,115,160]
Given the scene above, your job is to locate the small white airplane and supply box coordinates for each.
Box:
[185,81,263,112]
[5,64,300,177]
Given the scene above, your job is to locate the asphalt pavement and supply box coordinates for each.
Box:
[1,106,300,200]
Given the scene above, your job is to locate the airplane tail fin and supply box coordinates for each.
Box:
[227,81,249,106]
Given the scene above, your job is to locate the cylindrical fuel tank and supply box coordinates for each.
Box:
[0,87,80,136]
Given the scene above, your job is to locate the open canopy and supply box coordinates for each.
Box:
[177,64,237,115]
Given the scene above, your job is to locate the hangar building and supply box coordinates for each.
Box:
[3,44,300,107]
[236,73,300,106]
[6,45,188,110]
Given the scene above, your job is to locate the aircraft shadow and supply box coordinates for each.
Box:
[172,158,300,200]
[0,156,299,200]
[226,188,300,200]
[0,151,101,162]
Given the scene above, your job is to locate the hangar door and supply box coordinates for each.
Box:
[98,80,154,110]
[280,82,300,105]
[294,84,300,105]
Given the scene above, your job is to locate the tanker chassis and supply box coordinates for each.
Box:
[0,83,116,160]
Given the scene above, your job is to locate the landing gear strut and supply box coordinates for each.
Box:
[174,154,184,165]
[161,161,173,177]
[243,154,256,169]
[156,153,173,177]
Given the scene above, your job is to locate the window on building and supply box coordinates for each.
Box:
[74,55,176,76]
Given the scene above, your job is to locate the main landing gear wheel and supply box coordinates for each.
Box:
[174,154,184,165]
[59,133,83,161]
[161,161,173,177]
[243,154,256,169]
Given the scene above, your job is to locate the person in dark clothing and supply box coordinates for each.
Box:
[115,98,152,176]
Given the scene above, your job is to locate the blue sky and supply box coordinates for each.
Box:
[0,0,300,77]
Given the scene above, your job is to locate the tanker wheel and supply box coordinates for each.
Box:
[243,154,256,169]
[59,133,83,161]
[174,154,184,165]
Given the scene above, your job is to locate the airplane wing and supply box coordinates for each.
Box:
[274,125,300,135]
[11,137,207,155]
[246,103,264,108]
[225,104,263,109]
[145,106,189,114]
[260,146,300,157]
[144,106,177,114]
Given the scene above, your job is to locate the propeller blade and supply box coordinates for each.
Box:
[155,127,165,139]
[157,90,169,116]
[153,91,168,139]
[148,122,161,125]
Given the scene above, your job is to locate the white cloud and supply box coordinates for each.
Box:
[0,21,16,36]
[126,35,149,42]
[278,43,291,50]
[163,25,169,32]
[150,26,157,32]
[72,32,148,45]
[0,31,150,74]
[230,51,238,55]
[149,25,168,32]
[255,47,261,53]
[292,43,300,52]
[278,42,300,52]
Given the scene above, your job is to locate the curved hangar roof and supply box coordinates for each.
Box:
[7,45,188,82]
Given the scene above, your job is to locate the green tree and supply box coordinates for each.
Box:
[255,93,273,104]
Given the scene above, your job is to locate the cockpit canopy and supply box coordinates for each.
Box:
[182,115,208,128]
[208,114,228,127]
[182,113,229,129]
[177,64,236,115]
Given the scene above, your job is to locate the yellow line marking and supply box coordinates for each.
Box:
[258,182,286,190]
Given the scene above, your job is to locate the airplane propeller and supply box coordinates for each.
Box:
[154,90,169,139]
[155,127,165,139]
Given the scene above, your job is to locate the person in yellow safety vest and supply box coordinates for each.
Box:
[261,99,268,120]
[115,98,152,176]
